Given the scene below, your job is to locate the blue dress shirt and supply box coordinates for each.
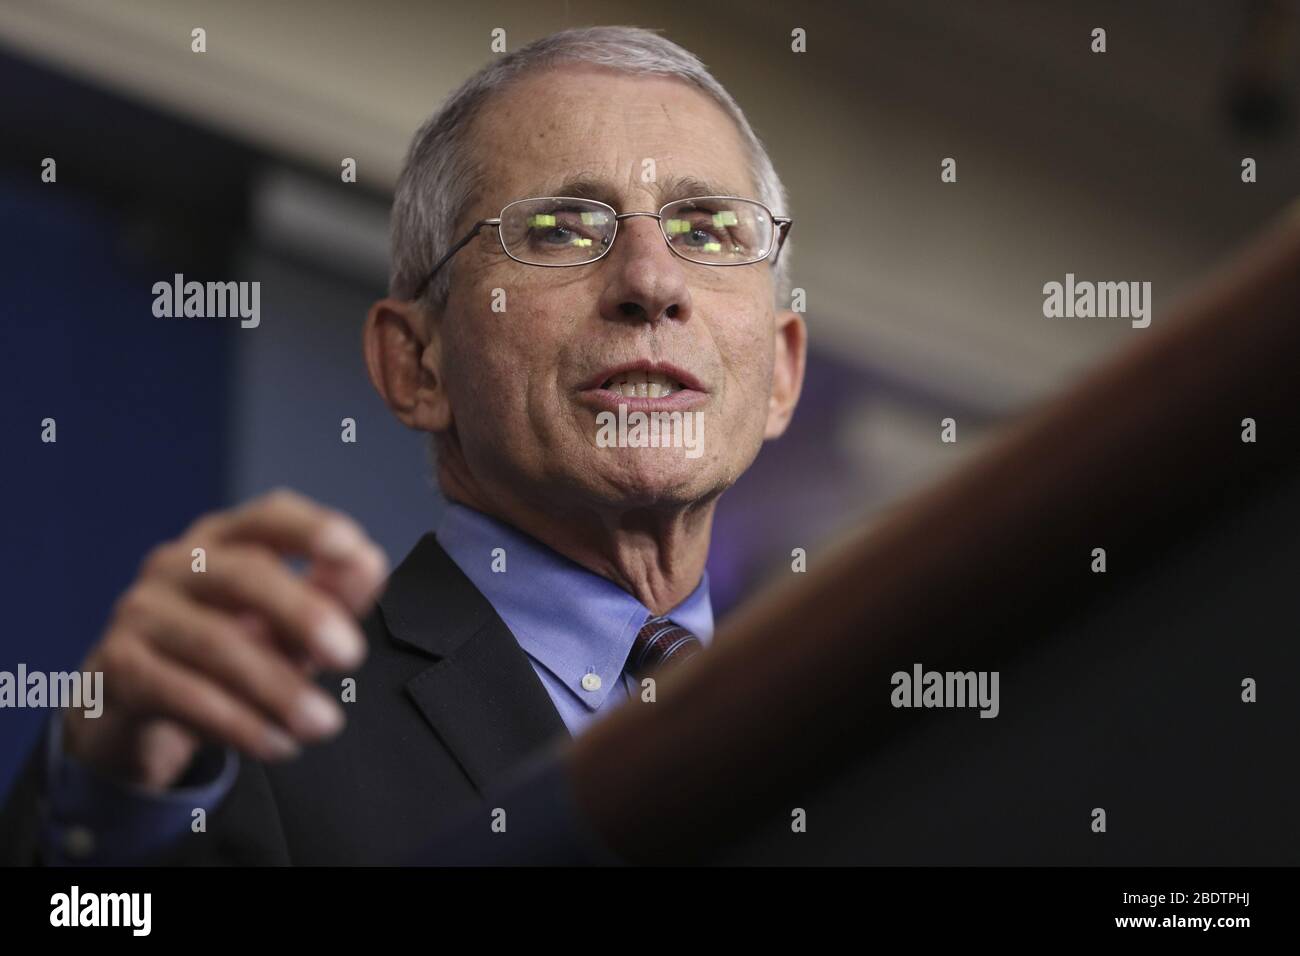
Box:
[37,501,713,863]
[434,501,713,736]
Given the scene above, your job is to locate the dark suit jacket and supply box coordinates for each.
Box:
[0,533,571,865]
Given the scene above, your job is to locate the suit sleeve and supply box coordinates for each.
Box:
[0,713,295,866]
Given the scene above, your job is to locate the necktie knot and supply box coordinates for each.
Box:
[626,615,702,683]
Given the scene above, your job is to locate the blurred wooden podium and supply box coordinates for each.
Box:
[424,201,1300,865]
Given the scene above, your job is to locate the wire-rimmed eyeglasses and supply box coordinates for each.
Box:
[409,195,792,301]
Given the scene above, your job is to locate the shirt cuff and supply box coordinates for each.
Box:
[39,712,239,865]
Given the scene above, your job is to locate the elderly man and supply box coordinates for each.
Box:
[0,25,805,865]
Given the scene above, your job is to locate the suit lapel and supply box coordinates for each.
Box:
[378,533,570,794]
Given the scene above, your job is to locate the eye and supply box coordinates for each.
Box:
[525,209,609,247]
[665,208,734,252]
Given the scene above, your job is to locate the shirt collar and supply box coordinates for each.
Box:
[434,501,714,713]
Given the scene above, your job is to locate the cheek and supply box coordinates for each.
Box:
[717,312,776,405]
[445,298,571,439]
[438,305,517,430]
[716,327,777,459]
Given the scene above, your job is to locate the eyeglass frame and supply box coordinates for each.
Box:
[408,194,793,302]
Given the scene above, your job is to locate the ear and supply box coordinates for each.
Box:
[764,308,807,440]
[362,298,454,433]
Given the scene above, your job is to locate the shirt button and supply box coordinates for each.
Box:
[62,826,96,860]
[581,672,602,692]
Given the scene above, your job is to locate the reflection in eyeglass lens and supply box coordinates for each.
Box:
[503,197,772,264]
[507,201,614,262]
[663,199,768,263]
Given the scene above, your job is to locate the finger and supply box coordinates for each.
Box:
[306,541,389,616]
[102,635,305,763]
[149,543,366,669]
[124,584,345,742]
[197,491,387,615]
[209,489,374,567]
[234,610,316,674]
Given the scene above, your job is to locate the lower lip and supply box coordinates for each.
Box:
[577,387,709,414]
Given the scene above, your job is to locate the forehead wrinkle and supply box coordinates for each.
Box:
[524,172,752,210]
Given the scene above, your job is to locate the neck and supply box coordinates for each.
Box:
[439,459,715,615]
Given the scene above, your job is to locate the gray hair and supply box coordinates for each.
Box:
[388,25,791,313]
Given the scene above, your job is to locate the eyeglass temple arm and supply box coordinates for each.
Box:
[771,217,793,266]
[410,218,501,302]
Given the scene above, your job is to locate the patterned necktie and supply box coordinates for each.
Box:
[625,615,703,682]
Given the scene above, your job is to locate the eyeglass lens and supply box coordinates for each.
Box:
[498,197,774,266]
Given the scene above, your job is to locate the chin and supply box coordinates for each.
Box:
[581,457,729,509]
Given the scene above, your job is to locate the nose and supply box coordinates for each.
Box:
[597,215,693,325]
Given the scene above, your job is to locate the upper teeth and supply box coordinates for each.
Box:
[602,370,683,398]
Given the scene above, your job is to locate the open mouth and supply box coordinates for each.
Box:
[579,361,707,412]
[599,370,685,399]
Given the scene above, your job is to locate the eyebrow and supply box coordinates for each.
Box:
[537,173,746,207]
